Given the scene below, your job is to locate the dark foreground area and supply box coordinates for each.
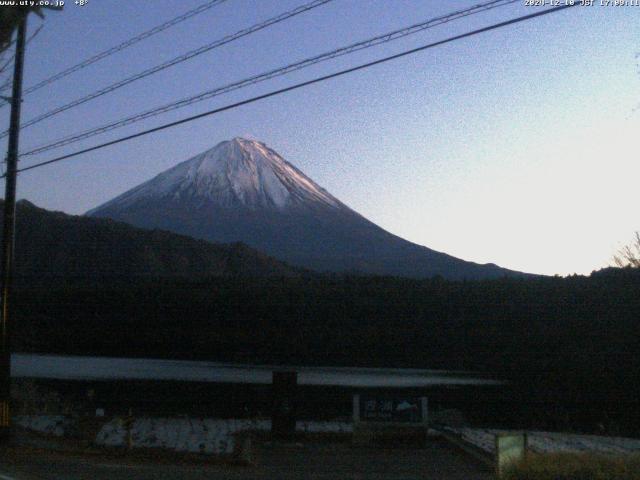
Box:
[0,437,491,480]
[12,267,640,436]
[13,376,636,442]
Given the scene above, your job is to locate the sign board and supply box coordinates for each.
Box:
[356,395,427,424]
[495,432,527,477]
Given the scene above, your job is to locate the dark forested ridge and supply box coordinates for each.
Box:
[3,199,639,432]
[13,269,640,412]
[1,199,300,279]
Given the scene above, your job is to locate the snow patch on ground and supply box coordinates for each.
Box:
[445,427,640,455]
[95,418,353,454]
[14,415,70,437]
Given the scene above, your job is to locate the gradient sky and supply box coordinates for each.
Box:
[1,0,638,276]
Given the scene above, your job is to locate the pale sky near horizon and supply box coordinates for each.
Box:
[1,0,638,276]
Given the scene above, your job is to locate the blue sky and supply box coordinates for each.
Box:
[2,0,638,276]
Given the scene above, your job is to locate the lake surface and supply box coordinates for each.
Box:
[11,353,500,388]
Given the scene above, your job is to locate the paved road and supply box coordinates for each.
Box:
[0,439,492,479]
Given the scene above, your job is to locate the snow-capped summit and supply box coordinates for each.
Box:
[88,138,526,279]
[89,138,343,214]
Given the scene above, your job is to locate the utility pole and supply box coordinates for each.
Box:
[0,14,27,438]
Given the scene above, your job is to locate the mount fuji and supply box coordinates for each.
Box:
[87,138,523,279]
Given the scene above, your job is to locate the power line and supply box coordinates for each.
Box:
[11,3,577,177]
[0,0,228,97]
[0,0,334,135]
[21,0,518,157]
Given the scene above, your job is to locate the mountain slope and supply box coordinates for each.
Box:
[1,199,299,279]
[88,138,526,280]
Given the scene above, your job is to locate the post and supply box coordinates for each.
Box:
[271,371,297,440]
[420,397,428,425]
[0,15,27,438]
[125,408,133,450]
[352,394,360,423]
[495,432,528,478]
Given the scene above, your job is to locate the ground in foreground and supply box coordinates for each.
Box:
[0,438,491,480]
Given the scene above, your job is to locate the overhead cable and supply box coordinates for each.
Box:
[21,0,518,156]
[11,4,578,176]
[0,0,229,97]
[1,0,333,134]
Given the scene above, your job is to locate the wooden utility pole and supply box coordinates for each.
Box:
[0,14,27,438]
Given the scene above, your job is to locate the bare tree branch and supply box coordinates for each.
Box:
[613,231,640,268]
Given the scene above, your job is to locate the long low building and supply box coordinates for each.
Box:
[12,353,501,388]
[11,353,505,421]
